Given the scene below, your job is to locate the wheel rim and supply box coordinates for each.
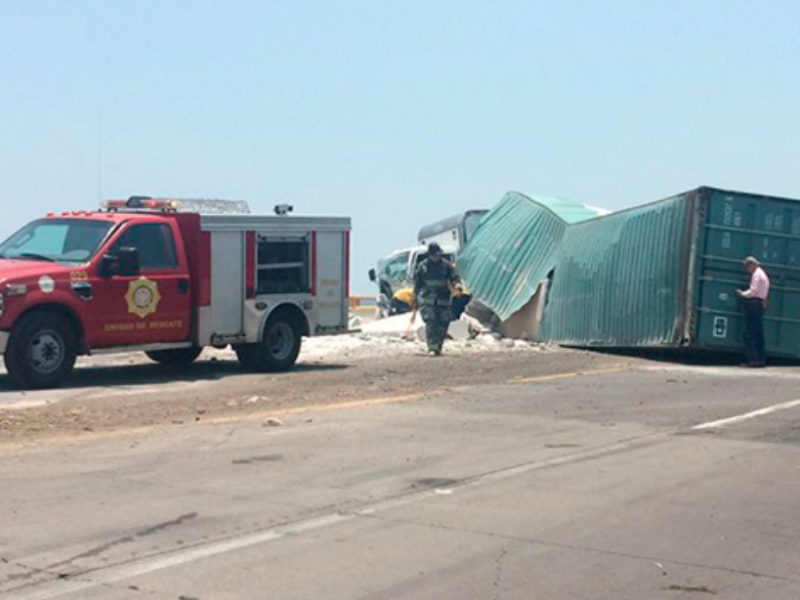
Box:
[28,329,65,375]
[267,323,295,361]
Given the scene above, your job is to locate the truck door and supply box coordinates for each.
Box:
[91,222,192,348]
[315,231,348,330]
[210,231,244,339]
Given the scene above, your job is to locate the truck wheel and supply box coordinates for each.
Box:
[236,312,302,372]
[4,312,78,389]
[146,347,202,366]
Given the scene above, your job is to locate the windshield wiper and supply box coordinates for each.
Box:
[16,252,57,263]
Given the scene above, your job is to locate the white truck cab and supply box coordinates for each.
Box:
[368,244,455,318]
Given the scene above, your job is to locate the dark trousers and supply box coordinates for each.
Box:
[421,305,452,352]
[743,299,766,366]
[451,295,471,320]
[390,298,412,315]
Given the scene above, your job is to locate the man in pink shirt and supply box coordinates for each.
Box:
[737,256,770,367]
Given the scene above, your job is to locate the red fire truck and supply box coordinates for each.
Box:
[0,197,351,389]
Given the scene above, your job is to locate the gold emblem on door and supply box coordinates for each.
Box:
[126,277,162,318]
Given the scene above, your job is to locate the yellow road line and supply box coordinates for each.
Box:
[205,366,628,425]
[0,393,437,452]
[202,393,433,426]
[0,366,628,451]
[511,366,627,384]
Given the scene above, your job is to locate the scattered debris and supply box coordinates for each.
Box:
[664,584,716,595]
[349,314,363,331]
[233,454,283,465]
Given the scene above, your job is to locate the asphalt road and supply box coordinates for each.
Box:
[2,361,800,599]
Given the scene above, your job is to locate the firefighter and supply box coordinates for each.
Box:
[414,242,459,355]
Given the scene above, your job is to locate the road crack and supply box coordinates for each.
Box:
[358,513,800,585]
[44,512,198,574]
[0,556,56,584]
[0,556,98,594]
[492,547,507,600]
[1,513,199,594]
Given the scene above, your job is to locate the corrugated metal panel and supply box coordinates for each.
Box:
[458,192,604,320]
[542,194,691,346]
[540,186,800,357]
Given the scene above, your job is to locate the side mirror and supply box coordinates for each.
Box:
[100,247,141,277]
[368,268,376,282]
[118,247,141,276]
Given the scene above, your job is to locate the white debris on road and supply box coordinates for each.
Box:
[359,313,476,342]
[299,326,543,363]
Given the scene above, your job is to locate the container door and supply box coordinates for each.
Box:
[211,231,244,338]
[695,189,800,357]
[315,231,348,331]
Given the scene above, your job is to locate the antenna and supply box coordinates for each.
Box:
[96,107,104,204]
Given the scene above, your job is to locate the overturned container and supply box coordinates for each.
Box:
[457,192,607,322]
[460,187,800,358]
[541,187,800,357]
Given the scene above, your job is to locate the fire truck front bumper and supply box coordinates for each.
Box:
[0,331,8,354]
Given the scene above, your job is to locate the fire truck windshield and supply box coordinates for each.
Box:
[0,219,114,264]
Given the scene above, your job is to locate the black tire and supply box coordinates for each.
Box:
[146,347,202,366]
[236,311,302,372]
[4,312,78,389]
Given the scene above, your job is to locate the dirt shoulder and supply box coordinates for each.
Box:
[0,341,632,445]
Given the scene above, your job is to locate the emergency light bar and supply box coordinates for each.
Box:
[102,197,181,212]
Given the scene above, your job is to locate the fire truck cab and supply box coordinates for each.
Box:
[0,197,351,389]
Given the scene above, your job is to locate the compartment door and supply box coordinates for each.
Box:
[315,231,348,330]
[211,231,244,337]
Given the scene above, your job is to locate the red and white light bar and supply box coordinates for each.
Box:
[102,197,181,212]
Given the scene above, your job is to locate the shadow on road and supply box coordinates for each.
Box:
[0,359,349,393]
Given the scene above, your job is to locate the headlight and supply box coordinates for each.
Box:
[1,284,27,320]
[6,283,27,296]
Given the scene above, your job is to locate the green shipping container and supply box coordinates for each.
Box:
[541,187,800,357]
[457,191,606,321]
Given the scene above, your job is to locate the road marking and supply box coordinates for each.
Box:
[2,366,629,452]
[693,398,800,430]
[0,396,433,454]
[2,431,666,600]
[201,392,433,426]
[2,513,353,600]
[204,366,628,424]
[641,365,800,380]
[511,366,627,384]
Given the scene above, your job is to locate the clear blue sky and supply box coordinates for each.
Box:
[2,0,798,292]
